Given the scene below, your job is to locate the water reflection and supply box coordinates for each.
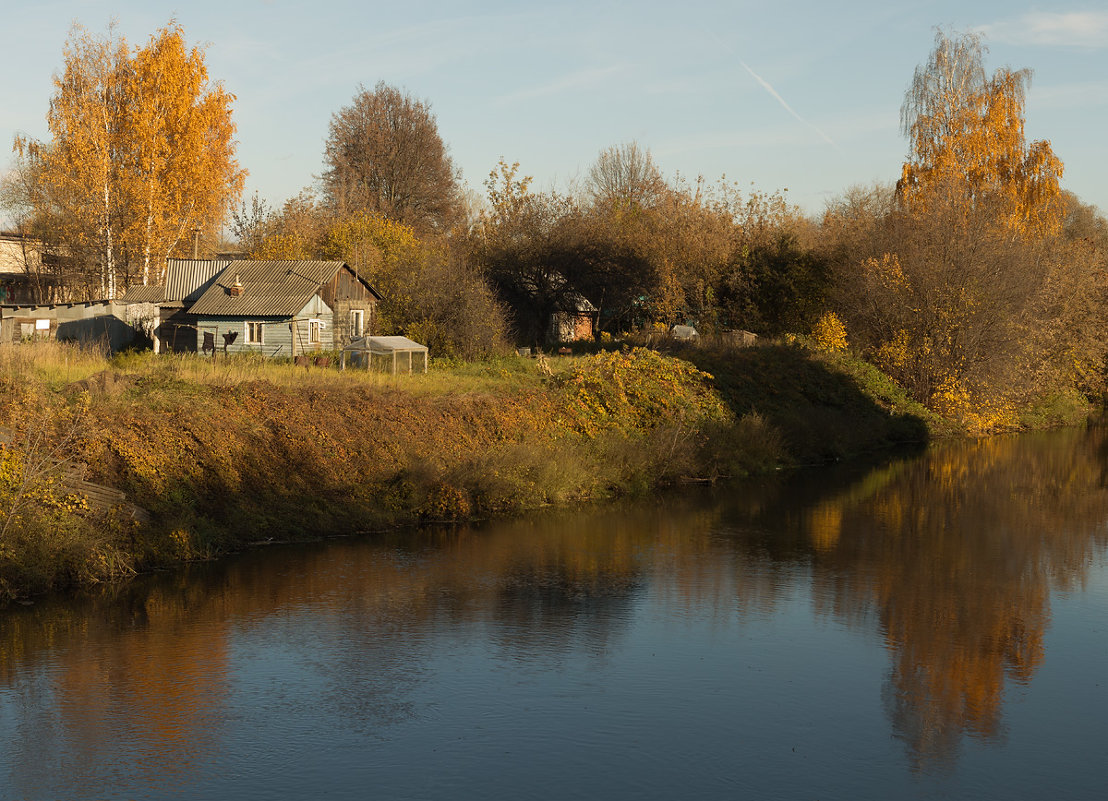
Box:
[1,426,1105,795]
[705,427,1107,769]
[803,428,1106,771]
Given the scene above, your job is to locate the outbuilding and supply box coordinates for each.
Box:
[340,335,429,374]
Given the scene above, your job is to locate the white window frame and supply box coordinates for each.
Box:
[308,319,322,345]
[349,309,365,337]
[245,321,264,344]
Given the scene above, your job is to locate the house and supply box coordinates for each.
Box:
[550,294,597,343]
[120,259,380,356]
[120,259,224,352]
[0,232,62,304]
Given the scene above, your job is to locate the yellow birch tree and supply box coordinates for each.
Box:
[15,24,129,298]
[12,21,244,297]
[127,23,244,285]
[897,29,1064,238]
[830,30,1089,430]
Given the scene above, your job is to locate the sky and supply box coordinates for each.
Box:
[2,0,1106,225]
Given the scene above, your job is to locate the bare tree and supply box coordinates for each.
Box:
[322,82,461,234]
[586,141,666,211]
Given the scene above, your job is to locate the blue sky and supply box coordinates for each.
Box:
[2,1,1106,223]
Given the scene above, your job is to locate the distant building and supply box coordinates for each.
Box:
[0,232,62,304]
[550,294,597,343]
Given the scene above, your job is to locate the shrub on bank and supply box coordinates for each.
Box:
[1,346,760,600]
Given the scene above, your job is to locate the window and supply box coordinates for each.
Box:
[349,309,365,337]
[308,319,322,345]
[245,321,264,344]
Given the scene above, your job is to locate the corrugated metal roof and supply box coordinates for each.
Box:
[119,285,166,303]
[165,259,227,303]
[118,260,225,304]
[189,260,348,317]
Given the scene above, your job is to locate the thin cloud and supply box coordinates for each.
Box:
[1028,80,1108,109]
[496,65,627,105]
[978,11,1108,48]
[740,61,836,147]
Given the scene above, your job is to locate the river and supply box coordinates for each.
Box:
[1,426,1106,800]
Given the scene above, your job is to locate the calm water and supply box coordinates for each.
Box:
[1,427,1106,800]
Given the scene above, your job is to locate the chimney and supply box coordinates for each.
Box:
[228,274,243,297]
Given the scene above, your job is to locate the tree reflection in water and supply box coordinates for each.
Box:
[782,426,1107,770]
[0,425,1104,791]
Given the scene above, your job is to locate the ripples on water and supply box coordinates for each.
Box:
[1,427,1106,800]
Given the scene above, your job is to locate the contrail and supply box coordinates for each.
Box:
[740,60,836,146]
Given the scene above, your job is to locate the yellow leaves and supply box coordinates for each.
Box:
[253,232,315,261]
[553,348,731,437]
[929,374,1018,435]
[899,31,1063,241]
[873,330,914,375]
[810,311,848,353]
[864,253,909,293]
[483,159,534,228]
[28,20,244,292]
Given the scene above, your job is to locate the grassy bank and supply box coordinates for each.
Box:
[1,337,1084,602]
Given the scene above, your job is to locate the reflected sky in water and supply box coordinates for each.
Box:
[1,426,1106,800]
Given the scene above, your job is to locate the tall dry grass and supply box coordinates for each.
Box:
[0,340,111,388]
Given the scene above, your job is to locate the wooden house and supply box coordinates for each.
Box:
[187,260,379,357]
[120,259,380,356]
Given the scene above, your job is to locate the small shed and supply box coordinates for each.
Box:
[341,335,428,374]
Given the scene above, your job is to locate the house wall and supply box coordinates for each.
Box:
[195,296,333,358]
[156,309,198,354]
[0,235,63,304]
[331,298,375,345]
[319,268,377,346]
[550,311,594,343]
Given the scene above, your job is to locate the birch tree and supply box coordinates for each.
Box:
[15,25,129,298]
[897,29,1064,238]
[11,22,244,297]
[126,23,244,285]
[827,30,1097,430]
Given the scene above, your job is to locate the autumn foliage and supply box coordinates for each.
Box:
[11,22,244,298]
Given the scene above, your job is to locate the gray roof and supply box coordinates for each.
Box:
[189,260,347,318]
[166,259,226,303]
[120,259,224,304]
[119,284,166,303]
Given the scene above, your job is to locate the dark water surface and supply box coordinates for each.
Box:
[2,427,1106,800]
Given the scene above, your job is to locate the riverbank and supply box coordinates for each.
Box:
[0,340,1094,601]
